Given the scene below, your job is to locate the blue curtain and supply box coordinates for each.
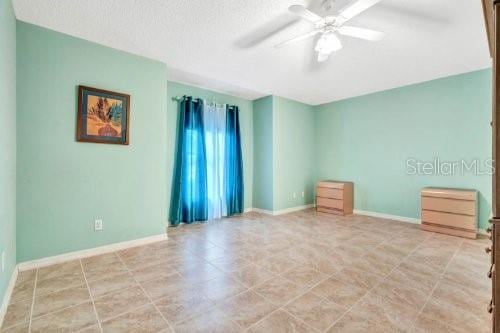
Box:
[169,97,208,226]
[225,105,244,215]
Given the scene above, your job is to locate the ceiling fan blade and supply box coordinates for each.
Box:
[274,29,321,48]
[289,5,323,23]
[337,26,385,41]
[336,0,382,24]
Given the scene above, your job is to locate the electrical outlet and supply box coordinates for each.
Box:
[1,251,5,272]
[301,191,305,198]
[94,219,103,231]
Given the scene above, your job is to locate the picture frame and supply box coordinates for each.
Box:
[77,85,130,145]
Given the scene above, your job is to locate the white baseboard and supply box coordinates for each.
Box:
[353,209,492,235]
[248,204,314,216]
[0,268,18,329]
[250,207,273,215]
[274,204,314,215]
[353,209,421,224]
[17,233,168,272]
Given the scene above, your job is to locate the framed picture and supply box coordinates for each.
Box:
[77,85,130,145]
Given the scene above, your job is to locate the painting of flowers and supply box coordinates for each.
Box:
[77,86,130,145]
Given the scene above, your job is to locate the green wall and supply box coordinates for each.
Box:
[166,81,253,211]
[273,97,315,210]
[0,0,17,306]
[16,22,168,262]
[315,69,492,228]
[252,96,274,211]
[251,96,316,211]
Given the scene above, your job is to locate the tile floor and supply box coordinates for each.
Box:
[0,209,491,332]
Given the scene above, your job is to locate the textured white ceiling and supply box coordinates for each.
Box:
[13,0,491,105]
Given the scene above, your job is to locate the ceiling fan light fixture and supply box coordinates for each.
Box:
[315,31,342,61]
[317,52,330,62]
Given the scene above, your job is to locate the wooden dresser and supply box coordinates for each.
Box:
[316,181,353,216]
[421,187,478,239]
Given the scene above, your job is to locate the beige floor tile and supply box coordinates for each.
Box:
[232,264,275,288]
[1,300,32,329]
[430,280,489,318]
[351,251,400,277]
[209,256,250,273]
[130,261,173,283]
[420,297,490,333]
[173,308,242,333]
[82,257,128,282]
[155,288,214,324]
[442,257,490,292]
[165,254,205,272]
[197,275,247,302]
[101,304,169,333]
[350,293,420,331]
[15,270,36,284]
[281,265,328,288]
[385,260,440,294]
[1,211,490,333]
[285,290,347,331]
[326,311,400,333]
[334,266,383,291]
[256,253,299,275]
[312,277,367,308]
[406,252,451,274]
[175,261,225,284]
[87,272,138,298]
[93,286,150,321]
[376,243,411,259]
[253,276,306,307]
[9,278,35,304]
[37,260,82,281]
[247,310,315,333]
[0,322,29,333]
[303,254,341,275]
[81,252,120,267]
[192,245,227,261]
[412,314,465,333]
[121,252,171,271]
[217,290,276,329]
[35,271,86,296]
[31,301,97,333]
[233,247,271,263]
[140,272,188,300]
[76,325,101,333]
[116,245,151,259]
[369,281,428,310]
[32,285,90,318]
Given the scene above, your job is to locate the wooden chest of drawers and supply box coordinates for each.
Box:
[316,181,353,216]
[421,187,478,239]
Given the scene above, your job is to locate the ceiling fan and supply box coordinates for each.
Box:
[276,0,385,62]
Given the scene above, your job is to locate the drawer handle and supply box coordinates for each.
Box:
[488,266,494,278]
[488,300,493,313]
[486,247,492,254]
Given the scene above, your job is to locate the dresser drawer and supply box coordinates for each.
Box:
[317,197,344,210]
[317,181,345,189]
[422,187,477,201]
[317,187,343,200]
[421,210,476,230]
[421,196,475,216]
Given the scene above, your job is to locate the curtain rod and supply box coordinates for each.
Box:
[171,96,237,108]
